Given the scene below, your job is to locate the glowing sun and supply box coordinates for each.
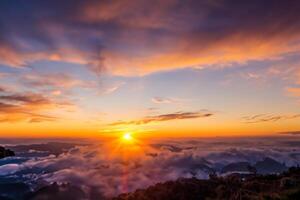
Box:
[122,132,133,141]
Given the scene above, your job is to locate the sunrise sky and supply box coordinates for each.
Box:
[0,0,300,138]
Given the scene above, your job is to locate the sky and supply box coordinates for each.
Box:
[0,0,300,137]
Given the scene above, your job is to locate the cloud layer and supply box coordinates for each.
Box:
[1,0,300,75]
[1,137,300,198]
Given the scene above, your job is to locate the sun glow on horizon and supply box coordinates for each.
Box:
[102,131,147,159]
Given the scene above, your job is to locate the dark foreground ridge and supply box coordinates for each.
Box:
[0,146,15,159]
[24,167,300,200]
[112,167,300,200]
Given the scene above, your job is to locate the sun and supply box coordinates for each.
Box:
[122,132,133,141]
[106,131,145,158]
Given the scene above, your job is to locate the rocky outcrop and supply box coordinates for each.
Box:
[0,146,15,159]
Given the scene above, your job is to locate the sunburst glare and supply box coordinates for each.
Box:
[122,132,133,141]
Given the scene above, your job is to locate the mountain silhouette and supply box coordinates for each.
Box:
[254,157,287,174]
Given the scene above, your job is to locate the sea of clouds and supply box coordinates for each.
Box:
[0,136,300,198]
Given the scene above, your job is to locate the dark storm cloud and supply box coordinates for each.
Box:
[110,111,213,126]
[0,0,300,75]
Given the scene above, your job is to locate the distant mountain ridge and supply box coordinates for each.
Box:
[255,157,288,174]
[6,142,83,156]
[220,157,288,175]
[186,157,288,178]
[221,161,252,174]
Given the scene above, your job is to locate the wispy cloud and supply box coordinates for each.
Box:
[100,82,125,95]
[279,131,300,136]
[0,92,72,123]
[0,86,6,92]
[286,87,300,97]
[110,111,213,126]
[0,93,51,105]
[151,97,181,104]
[21,73,94,90]
[242,114,300,123]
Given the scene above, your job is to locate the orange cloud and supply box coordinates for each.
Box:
[0,46,90,68]
[1,1,300,76]
[242,114,300,123]
[22,73,94,89]
[110,111,213,126]
[151,97,179,104]
[279,131,300,136]
[102,33,300,76]
[286,87,300,97]
[78,1,300,75]
[82,0,177,29]
[0,45,27,67]
[0,92,72,123]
